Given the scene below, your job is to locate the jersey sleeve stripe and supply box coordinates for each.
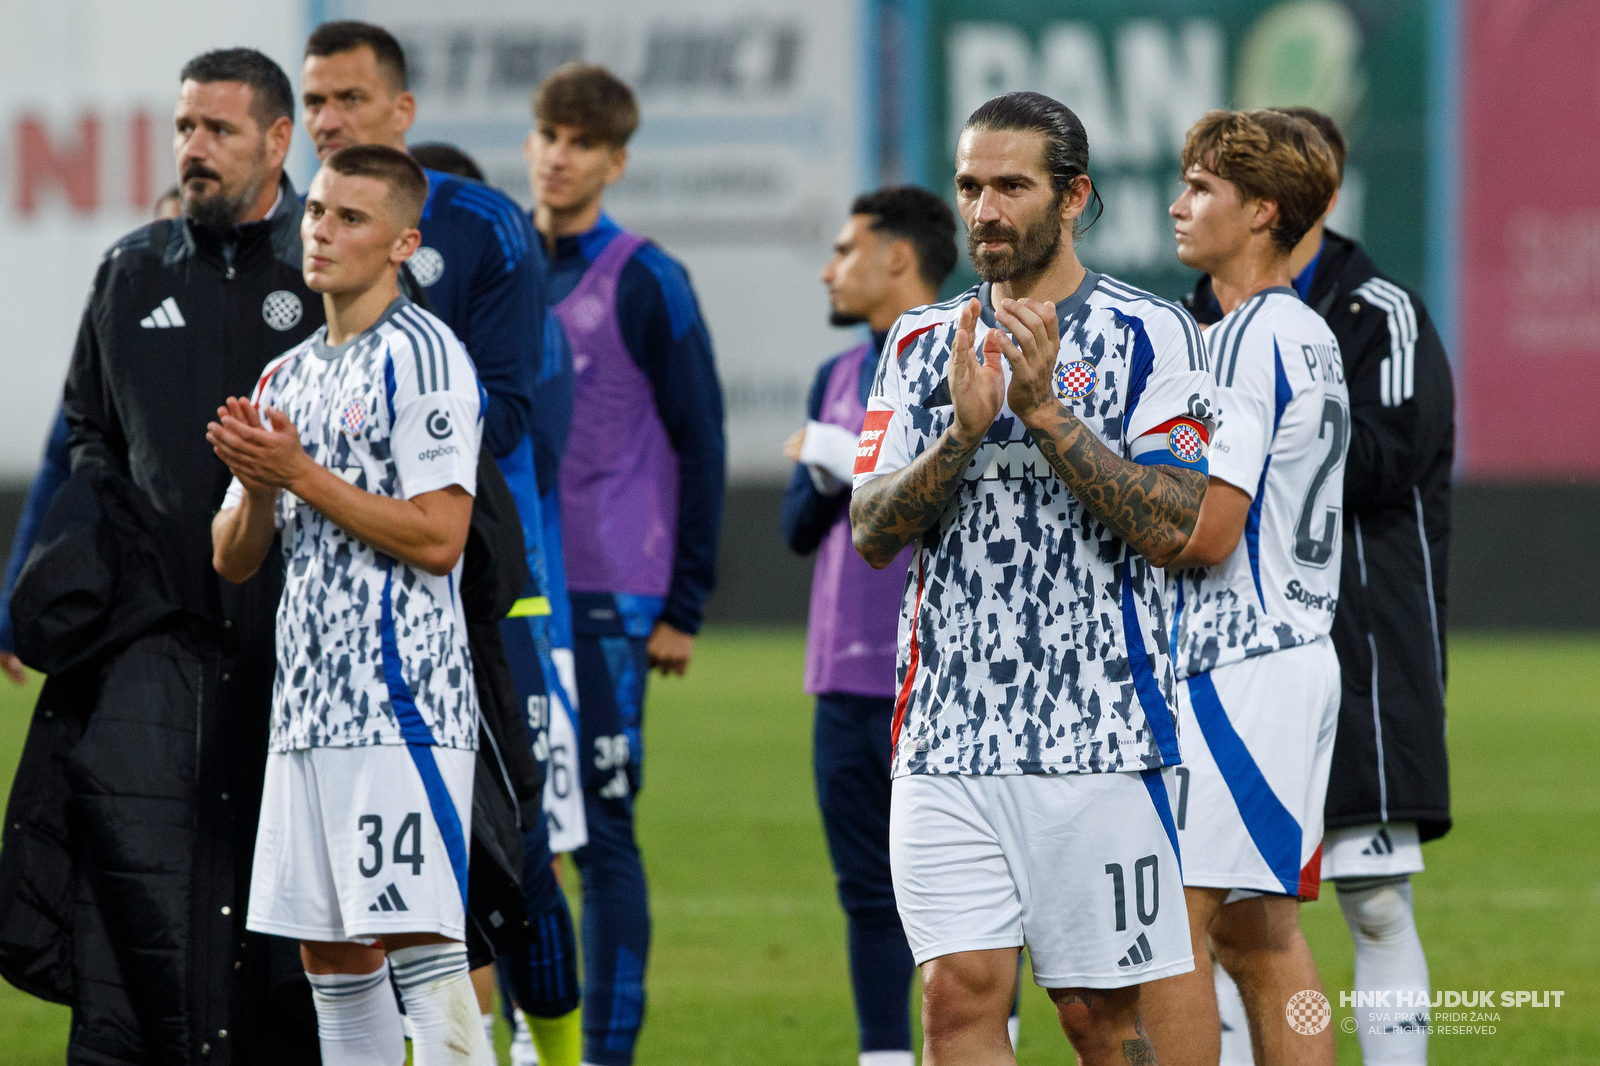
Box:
[1354,279,1418,407]
[399,308,443,393]
[450,185,528,270]
[404,307,454,392]
[1098,277,1206,371]
[1224,295,1269,386]
[390,316,431,394]
[896,322,940,360]
[1206,302,1242,383]
[452,182,528,245]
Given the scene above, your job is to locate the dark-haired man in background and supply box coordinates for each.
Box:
[0,48,325,1063]
[1184,107,1452,1066]
[781,186,958,1066]
[299,22,584,1062]
[526,62,726,1066]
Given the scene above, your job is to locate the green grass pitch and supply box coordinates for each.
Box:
[0,630,1594,1063]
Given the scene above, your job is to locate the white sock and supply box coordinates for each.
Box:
[389,943,495,1065]
[860,1053,915,1066]
[1007,1012,1020,1051]
[306,966,406,1065]
[1213,959,1253,1066]
[511,1008,538,1065]
[1338,876,1430,1065]
[480,1012,496,1056]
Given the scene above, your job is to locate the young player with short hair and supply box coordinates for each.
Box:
[1139,110,1347,1066]
[851,91,1214,1066]
[781,185,960,1066]
[301,24,584,1061]
[209,144,492,1065]
[526,62,727,1066]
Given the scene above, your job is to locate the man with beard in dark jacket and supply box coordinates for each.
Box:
[1183,108,1452,1066]
[0,49,325,1064]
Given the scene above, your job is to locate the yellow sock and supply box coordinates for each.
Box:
[527,1007,582,1066]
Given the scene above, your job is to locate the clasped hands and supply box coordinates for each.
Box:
[948,295,1066,447]
[206,397,314,499]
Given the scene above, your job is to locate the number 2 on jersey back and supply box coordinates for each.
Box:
[1293,398,1350,566]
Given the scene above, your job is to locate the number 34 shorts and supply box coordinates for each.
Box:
[889,769,1194,988]
[246,745,475,944]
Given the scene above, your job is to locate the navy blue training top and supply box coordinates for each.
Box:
[411,169,545,462]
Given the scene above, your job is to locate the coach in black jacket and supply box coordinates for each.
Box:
[2,51,324,1064]
[1185,108,1452,1058]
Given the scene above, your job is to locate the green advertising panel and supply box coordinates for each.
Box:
[919,0,1428,304]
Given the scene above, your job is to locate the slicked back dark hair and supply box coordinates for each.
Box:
[963,91,1104,237]
[410,143,484,183]
[179,48,295,128]
[850,186,958,287]
[323,144,429,228]
[305,21,408,92]
[1271,106,1347,183]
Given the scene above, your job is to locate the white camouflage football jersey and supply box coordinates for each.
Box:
[1174,288,1350,677]
[224,297,484,753]
[854,273,1216,777]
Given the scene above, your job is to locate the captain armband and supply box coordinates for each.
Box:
[1129,417,1210,476]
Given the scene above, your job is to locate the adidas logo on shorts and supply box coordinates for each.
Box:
[368,882,410,913]
[1361,827,1395,856]
[1116,932,1155,968]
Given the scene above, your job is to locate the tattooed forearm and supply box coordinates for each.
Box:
[850,428,986,568]
[1025,404,1207,567]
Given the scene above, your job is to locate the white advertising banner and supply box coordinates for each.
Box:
[0,3,310,479]
[362,0,872,483]
[0,0,871,483]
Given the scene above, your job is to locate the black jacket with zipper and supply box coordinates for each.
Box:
[1184,230,1454,842]
[6,177,325,1065]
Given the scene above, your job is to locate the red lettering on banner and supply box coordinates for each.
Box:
[129,110,153,211]
[854,410,893,474]
[15,113,100,216]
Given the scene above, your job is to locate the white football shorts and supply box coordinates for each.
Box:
[890,769,1194,988]
[1321,821,1425,879]
[247,744,475,943]
[1174,637,1340,900]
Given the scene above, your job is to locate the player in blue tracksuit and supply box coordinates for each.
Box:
[300,21,583,1062]
[530,64,726,1066]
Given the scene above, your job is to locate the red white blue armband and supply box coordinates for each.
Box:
[1130,416,1209,474]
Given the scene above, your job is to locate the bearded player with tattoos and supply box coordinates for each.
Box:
[850,91,1215,1066]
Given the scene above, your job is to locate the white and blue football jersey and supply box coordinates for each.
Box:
[854,272,1215,778]
[1175,288,1350,677]
[225,297,484,753]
